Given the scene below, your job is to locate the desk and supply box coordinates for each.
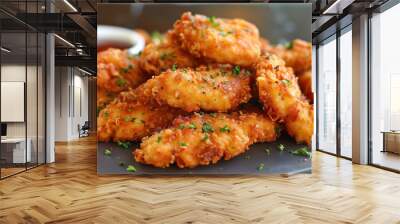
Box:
[1,138,31,163]
[381,131,400,154]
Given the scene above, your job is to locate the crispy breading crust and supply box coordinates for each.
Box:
[139,33,198,76]
[256,55,313,145]
[97,48,148,107]
[172,12,261,66]
[134,108,278,168]
[150,64,252,112]
[298,70,313,103]
[97,83,186,142]
[269,39,312,74]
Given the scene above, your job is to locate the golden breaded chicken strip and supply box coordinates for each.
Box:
[97,84,185,142]
[97,48,148,107]
[269,39,312,74]
[97,88,116,109]
[134,108,278,168]
[172,12,261,66]
[150,64,252,112]
[140,33,198,76]
[298,70,313,103]
[256,54,313,145]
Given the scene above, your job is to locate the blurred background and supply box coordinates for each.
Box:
[98,3,311,44]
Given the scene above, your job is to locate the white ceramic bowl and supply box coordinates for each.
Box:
[97,25,145,55]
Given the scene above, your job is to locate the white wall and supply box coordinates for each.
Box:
[54,67,89,141]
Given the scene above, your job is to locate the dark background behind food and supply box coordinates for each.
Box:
[98,3,311,44]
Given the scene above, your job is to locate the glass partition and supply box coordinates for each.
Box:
[0,1,46,179]
[370,3,400,171]
[339,27,352,158]
[317,35,337,154]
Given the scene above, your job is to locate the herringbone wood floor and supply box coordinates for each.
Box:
[1,136,400,224]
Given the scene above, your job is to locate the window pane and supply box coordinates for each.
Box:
[340,29,352,158]
[318,37,337,154]
[371,3,400,171]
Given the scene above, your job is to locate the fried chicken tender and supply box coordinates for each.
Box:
[134,108,278,168]
[140,33,198,76]
[269,39,312,74]
[97,48,148,107]
[172,12,261,66]
[97,84,185,142]
[298,70,313,103]
[149,64,252,112]
[256,54,313,145]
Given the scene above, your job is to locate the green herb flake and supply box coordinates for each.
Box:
[179,142,188,147]
[151,31,162,43]
[104,148,112,156]
[117,141,130,150]
[278,144,285,151]
[202,122,214,133]
[116,78,127,87]
[232,65,241,75]
[124,116,135,122]
[178,124,186,129]
[188,123,197,129]
[291,147,312,159]
[220,125,230,133]
[202,134,209,142]
[281,79,291,85]
[157,136,162,143]
[265,148,271,155]
[257,163,265,171]
[284,41,293,49]
[172,64,178,71]
[135,119,145,125]
[103,111,110,118]
[119,161,125,167]
[126,165,136,172]
[210,113,217,117]
[208,16,219,27]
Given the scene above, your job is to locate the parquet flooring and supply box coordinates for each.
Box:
[1,136,400,224]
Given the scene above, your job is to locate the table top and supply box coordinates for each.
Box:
[381,131,400,134]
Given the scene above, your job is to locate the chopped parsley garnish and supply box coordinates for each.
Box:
[278,144,285,151]
[202,122,214,133]
[210,113,217,117]
[291,147,312,158]
[179,142,188,147]
[178,124,186,129]
[103,111,110,118]
[172,64,177,71]
[126,165,136,172]
[116,78,127,87]
[117,141,130,149]
[257,163,265,171]
[232,65,241,75]
[281,79,291,85]
[120,64,133,74]
[188,123,197,129]
[202,134,209,142]
[151,31,162,43]
[160,52,176,60]
[284,41,293,49]
[157,136,162,143]
[265,148,271,155]
[208,16,219,27]
[96,106,104,117]
[135,119,145,124]
[124,116,135,122]
[104,148,112,156]
[220,125,230,133]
